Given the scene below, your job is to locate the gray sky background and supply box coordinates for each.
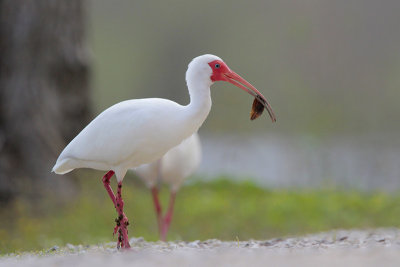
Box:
[89,0,400,136]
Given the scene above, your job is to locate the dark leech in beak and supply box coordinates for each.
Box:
[223,72,277,122]
[254,95,276,122]
[250,97,264,120]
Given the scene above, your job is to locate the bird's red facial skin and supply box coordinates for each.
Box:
[209,60,230,82]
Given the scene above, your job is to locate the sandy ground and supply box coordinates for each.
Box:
[2,229,400,267]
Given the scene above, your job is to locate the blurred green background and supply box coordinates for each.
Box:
[2,0,400,254]
[2,177,400,253]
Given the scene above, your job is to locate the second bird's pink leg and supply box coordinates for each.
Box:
[161,192,177,241]
[102,171,131,249]
[151,186,163,235]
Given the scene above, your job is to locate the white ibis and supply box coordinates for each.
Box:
[134,133,201,241]
[52,54,276,249]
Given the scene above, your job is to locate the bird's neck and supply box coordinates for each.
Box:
[183,79,212,131]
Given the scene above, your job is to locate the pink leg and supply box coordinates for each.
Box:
[102,171,131,249]
[102,171,121,235]
[151,186,163,236]
[161,192,176,241]
[115,182,131,249]
[102,171,117,207]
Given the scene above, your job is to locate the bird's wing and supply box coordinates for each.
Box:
[54,98,184,171]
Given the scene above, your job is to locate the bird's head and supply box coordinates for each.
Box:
[187,54,276,122]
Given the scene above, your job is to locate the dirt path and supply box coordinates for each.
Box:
[2,229,399,267]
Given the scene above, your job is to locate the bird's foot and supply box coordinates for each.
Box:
[114,214,131,249]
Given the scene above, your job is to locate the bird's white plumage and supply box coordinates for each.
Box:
[52,54,221,181]
[134,133,201,192]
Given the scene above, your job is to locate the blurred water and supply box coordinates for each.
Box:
[196,134,400,191]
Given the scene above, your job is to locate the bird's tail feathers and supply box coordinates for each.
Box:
[52,158,74,175]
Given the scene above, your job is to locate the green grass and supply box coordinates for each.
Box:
[1,176,400,254]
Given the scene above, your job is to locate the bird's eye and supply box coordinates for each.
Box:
[215,64,220,68]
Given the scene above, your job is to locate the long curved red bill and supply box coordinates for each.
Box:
[224,71,276,122]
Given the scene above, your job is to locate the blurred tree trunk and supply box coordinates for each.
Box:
[0,0,91,203]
